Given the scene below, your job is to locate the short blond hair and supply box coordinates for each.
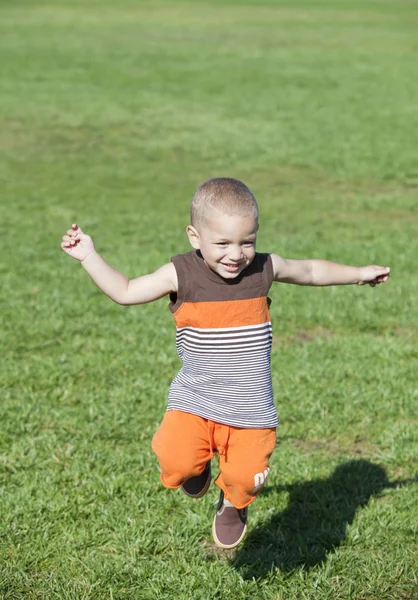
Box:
[191,178,258,227]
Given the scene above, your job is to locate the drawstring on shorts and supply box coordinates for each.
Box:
[209,421,231,461]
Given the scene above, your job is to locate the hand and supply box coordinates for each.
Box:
[61,224,95,262]
[357,265,390,287]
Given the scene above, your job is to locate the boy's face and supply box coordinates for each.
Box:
[187,213,258,280]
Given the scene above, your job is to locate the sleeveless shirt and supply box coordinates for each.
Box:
[167,251,278,428]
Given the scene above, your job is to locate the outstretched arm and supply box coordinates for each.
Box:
[271,254,390,287]
[61,224,177,305]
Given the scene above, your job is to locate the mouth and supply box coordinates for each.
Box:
[221,262,242,272]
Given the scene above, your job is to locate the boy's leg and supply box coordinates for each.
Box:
[152,410,213,490]
[215,425,276,508]
[212,425,276,548]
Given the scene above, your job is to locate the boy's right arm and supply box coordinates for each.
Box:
[61,224,177,305]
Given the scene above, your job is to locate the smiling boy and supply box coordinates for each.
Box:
[61,177,390,549]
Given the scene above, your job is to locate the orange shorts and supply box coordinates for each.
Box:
[152,410,276,509]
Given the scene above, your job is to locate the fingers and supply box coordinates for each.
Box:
[62,223,83,246]
[62,226,81,248]
[64,224,83,238]
[64,232,78,244]
[369,273,390,287]
[62,235,77,247]
[376,271,390,283]
[66,226,81,237]
[72,223,84,235]
[366,266,390,287]
[371,266,390,277]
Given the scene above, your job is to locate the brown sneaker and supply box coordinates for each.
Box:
[212,490,248,549]
[181,461,211,498]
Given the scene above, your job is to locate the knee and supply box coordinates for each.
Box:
[159,461,201,489]
[220,467,271,507]
[152,435,201,488]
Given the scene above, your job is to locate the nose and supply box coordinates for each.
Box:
[228,245,243,262]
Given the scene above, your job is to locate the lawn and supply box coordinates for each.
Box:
[1,0,417,598]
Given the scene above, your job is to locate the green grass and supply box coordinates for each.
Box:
[1,0,417,598]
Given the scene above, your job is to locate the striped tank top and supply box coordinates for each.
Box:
[167,251,278,428]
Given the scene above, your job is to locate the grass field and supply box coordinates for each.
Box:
[1,0,417,598]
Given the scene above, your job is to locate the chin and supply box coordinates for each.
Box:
[218,268,243,279]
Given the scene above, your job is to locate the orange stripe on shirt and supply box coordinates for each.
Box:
[172,297,270,329]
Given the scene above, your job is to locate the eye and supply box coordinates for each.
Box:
[216,242,228,246]
[243,241,255,246]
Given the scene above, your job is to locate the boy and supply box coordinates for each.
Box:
[61,177,390,549]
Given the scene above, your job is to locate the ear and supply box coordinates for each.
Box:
[186,225,200,249]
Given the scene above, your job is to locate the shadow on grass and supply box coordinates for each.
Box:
[232,459,414,580]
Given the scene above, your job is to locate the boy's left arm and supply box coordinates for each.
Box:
[271,254,390,287]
